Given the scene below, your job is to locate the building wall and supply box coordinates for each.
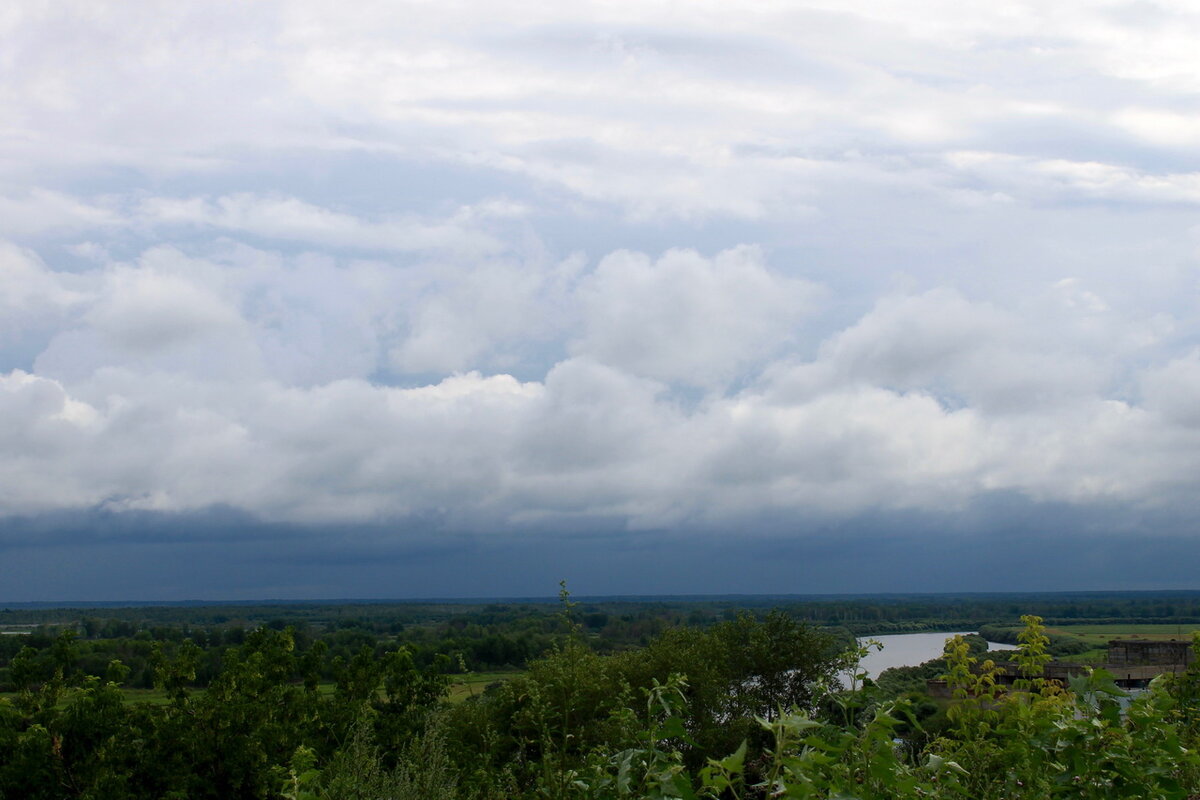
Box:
[1107,640,1191,667]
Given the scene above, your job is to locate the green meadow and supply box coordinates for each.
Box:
[1049,623,1200,642]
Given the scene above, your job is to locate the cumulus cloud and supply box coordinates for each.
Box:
[800,288,1111,413]
[572,246,816,386]
[1141,352,1200,428]
[390,251,583,374]
[3,248,1200,535]
[86,265,244,352]
[0,244,85,336]
[5,0,1200,598]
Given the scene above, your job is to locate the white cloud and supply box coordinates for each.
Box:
[2,264,1200,530]
[1141,352,1200,428]
[139,194,505,256]
[944,151,1200,206]
[572,246,816,386]
[1112,108,1200,149]
[0,243,85,339]
[5,1,1200,218]
[86,264,244,352]
[391,252,583,374]
[0,190,121,237]
[5,1,1200,544]
[802,288,1112,413]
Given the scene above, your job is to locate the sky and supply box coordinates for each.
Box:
[4,1,1200,600]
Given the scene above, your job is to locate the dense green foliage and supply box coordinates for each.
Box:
[977,622,1092,657]
[0,626,449,799]
[5,597,1200,798]
[0,608,846,799]
[9,590,1200,694]
[0,602,617,692]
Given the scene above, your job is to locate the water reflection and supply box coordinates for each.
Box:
[856,631,1019,680]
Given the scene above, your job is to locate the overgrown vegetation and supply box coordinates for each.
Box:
[5,595,1200,798]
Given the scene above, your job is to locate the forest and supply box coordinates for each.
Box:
[4,591,1200,799]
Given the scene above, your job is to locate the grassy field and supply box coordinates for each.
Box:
[1049,623,1200,645]
[447,671,523,703]
[114,687,175,705]
[1043,623,1199,663]
[981,623,1200,664]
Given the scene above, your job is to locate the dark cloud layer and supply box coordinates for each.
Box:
[3,500,1198,601]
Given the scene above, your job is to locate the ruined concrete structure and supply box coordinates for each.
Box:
[1107,638,1192,668]
[928,637,1196,697]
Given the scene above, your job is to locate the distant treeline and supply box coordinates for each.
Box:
[7,589,1200,632]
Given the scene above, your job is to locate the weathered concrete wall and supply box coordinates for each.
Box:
[1107,639,1192,667]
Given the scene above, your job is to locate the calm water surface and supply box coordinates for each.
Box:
[856,631,1018,680]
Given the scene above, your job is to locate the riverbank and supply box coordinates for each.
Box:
[858,631,1018,680]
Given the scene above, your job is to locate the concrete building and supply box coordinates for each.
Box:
[929,637,1196,697]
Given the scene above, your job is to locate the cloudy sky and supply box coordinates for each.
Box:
[4,1,1200,600]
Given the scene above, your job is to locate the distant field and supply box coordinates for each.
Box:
[448,671,523,703]
[978,623,1200,664]
[1041,623,1198,663]
[1050,623,1200,644]
[116,688,174,705]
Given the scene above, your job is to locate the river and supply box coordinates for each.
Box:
[856,631,1019,680]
